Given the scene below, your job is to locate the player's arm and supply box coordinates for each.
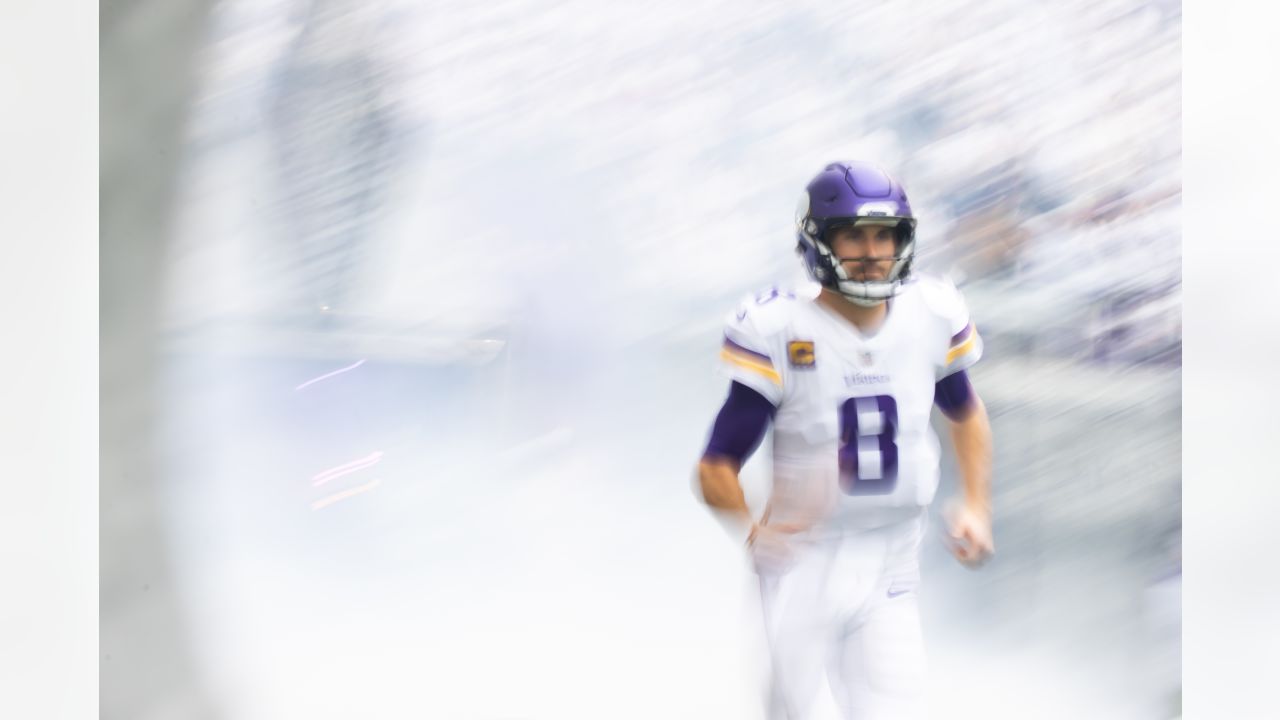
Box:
[697,459,752,527]
[696,381,774,541]
[935,370,995,567]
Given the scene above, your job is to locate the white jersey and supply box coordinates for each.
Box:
[718,275,982,533]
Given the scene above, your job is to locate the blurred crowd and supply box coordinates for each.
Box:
[885,0,1181,368]
[173,0,1181,375]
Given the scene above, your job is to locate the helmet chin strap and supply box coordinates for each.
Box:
[839,290,888,307]
[833,277,897,306]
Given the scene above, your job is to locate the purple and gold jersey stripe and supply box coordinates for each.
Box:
[721,337,781,385]
[723,337,772,363]
[946,323,979,364]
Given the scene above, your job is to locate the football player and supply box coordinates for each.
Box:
[696,161,994,719]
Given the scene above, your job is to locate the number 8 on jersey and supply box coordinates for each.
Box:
[838,394,899,495]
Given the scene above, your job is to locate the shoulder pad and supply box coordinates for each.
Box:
[726,286,802,338]
[912,273,967,320]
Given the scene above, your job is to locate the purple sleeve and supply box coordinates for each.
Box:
[934,369,977,421]
[702,381,776,465]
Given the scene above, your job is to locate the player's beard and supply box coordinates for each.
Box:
[843,258,892,282]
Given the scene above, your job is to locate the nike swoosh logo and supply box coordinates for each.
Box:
[887,588,912,598]
[736,309,748,321]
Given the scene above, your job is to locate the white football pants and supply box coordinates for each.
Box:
[758,514,928,720]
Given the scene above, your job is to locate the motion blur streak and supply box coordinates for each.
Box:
[310,451,384,487]
[101,0,1180,718]
[311,479,384,511]
[294,359,367,390]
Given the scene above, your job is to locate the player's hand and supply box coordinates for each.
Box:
[945,502,994,568]
[746,521,807,575]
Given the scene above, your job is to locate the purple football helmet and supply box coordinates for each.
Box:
[795,161,918,306]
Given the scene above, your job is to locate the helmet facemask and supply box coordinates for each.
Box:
[798,212,916,307]
[819,220,915,306]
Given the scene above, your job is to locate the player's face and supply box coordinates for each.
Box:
[828,224,897,281]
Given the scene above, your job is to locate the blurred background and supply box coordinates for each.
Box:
[102,0,1180,718]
